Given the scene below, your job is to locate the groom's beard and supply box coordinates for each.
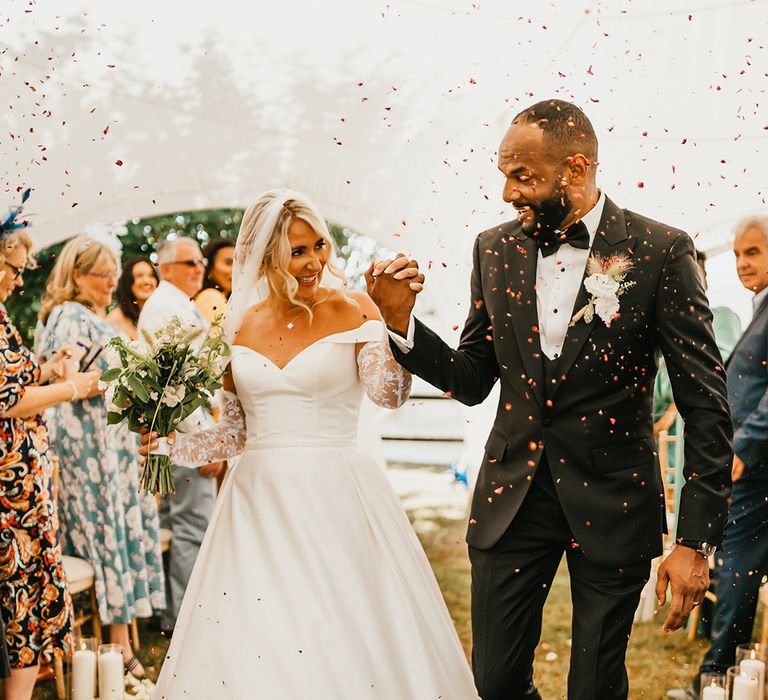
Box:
[519,185,574,239]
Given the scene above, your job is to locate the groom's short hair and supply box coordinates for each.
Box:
[512,99,598,162]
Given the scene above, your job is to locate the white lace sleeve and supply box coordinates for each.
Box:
[357,340,412,408]
[169,390,247,467]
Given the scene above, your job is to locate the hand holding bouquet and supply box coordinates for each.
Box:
[100,316,230,495]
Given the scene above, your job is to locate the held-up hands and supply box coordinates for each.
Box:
[59,350,102,399]
[365,253,425,337]
[655,545,710,632]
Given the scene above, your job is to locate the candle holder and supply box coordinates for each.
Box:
[737,644,768,664]
[737,645,767,700]
[97,643,124,700]
[700,672,727,699]
[727,665,760,700]
[66,634,97,700]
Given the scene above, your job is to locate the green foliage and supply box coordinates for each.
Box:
[6,208,388,347]
[101,316,230,495]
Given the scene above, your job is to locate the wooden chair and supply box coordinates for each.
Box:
[759,581,768,647]
[40,455,103,698]
[657,431,678,547]
[657,431,716,639]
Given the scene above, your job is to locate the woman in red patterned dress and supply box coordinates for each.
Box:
[0,228,100,700]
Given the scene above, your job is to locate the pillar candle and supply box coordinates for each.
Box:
[98,650,124,700]
[71,648,96,700]
[742,657,766,700]
[733,673,759,700]
[702,683,726,700]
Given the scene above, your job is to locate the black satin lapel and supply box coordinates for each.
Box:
[551,199,634,396]
[503,233,545,407]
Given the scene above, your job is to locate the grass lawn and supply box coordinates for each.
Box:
[32,467,729,699]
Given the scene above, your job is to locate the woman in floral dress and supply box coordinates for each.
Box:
[0,228,99,699]
[36,236,165,679]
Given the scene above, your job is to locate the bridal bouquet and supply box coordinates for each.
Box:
[100,316,230,495]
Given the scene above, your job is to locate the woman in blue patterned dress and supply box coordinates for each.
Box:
[36,236,165,679]
[0,229,98,700]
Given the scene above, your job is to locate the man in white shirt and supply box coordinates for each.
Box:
[138,237,225,633]
[367,99,732,699]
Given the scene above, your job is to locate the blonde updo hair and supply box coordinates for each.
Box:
[0,229,35,266]
[239,193,346,317]
[38,235,118,324]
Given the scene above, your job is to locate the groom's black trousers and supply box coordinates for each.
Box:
[468,456,650,700]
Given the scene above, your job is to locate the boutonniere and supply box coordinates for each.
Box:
[570,253,635,327]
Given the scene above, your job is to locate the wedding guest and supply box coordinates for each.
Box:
[106,256,159,340]
[670,217,768,699]
[36,236,165,679]
[195,238,235,326]
[137,237,225,635]
[0,227,96,700]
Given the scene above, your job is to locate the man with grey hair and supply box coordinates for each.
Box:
[138,236,225,634]
[671,216,768,699]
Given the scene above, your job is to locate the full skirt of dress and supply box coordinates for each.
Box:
[154,443,480,699]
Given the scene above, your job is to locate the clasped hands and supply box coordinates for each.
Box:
[365,253,425,336]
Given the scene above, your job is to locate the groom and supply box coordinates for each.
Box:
[367,99,732,699]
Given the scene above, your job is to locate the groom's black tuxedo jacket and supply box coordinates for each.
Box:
[395,196,732,567]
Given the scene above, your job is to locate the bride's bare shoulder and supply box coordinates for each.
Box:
[233,302,269,343]
[323,288,382,327]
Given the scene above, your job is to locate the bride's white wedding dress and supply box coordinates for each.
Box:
[154,320,480,699]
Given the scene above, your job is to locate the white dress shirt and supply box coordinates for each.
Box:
[137,280,212,433]
[391,192,606,360]
[535,191,605,359]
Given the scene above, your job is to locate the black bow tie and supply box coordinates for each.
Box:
[533,220,590,258]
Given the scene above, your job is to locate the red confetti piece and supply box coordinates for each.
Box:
[115,159,123,166]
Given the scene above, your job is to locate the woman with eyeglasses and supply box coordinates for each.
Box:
[35,236,165,683]
[0,228,99,700]
[106,256,159,340]
[195,239,235,326]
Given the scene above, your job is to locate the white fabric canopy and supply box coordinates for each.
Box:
[2,0,767,323]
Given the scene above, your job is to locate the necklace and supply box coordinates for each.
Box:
[281,305,307,330]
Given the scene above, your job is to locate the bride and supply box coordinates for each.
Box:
[140,189,480,699]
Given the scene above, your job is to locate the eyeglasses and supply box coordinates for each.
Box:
[169,258,207,268]
[86,270,119,281]
[2,260,24,281]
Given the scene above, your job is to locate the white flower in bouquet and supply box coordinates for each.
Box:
[104,383,120,415]
[161,384,186,408]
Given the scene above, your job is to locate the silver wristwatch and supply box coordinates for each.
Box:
[678,540,716,558]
